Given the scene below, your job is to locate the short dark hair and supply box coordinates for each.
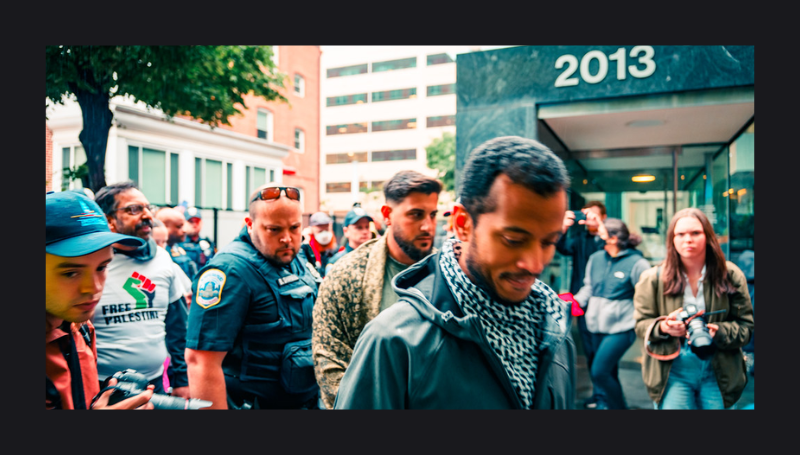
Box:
[583,200,607,216]
[95,181,140,216]
[383,170,442,205]
[459,136,570,222]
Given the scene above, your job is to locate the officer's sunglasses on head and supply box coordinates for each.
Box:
[251,186,301,203]
[113,204,157,216]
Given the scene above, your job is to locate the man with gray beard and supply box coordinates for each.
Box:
[312,170,442,409]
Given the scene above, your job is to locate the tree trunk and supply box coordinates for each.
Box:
[75,89,113,193]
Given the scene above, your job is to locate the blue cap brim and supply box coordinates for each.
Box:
[347,215,373,226]
[45,231,145,257]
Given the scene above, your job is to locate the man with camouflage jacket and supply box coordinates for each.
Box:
[312,170,442,409]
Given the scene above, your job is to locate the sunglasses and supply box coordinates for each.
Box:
[251,186,301,203]
[113,204,157,216]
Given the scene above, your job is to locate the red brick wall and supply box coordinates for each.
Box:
[46,124,53,192]
[221,46,321,214]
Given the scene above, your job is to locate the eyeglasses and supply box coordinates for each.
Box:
[251,187,301,203]
[113,204,157,216]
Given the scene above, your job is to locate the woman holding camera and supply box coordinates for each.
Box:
[633,208,754,409]
[573,217,650,410]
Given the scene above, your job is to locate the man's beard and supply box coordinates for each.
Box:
[117,217,153,241]
[392,223,433,262]
[252,234,297,267]
[464,235,535,307]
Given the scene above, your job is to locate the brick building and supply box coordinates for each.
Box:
[220,45,321,214]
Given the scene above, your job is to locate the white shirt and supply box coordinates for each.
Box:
[93,247,185,381]
[682,265,707,312]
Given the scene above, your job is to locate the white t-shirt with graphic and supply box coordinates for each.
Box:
[93,247,185,381]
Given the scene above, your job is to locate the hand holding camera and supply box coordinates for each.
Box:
[97,369,212,410]
[660,305,727,360]
[92,377,155,410]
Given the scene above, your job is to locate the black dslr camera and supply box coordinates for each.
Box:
[106,369,212,410]
[674,304,726,360]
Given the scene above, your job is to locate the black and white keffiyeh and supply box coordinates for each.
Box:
[439,238,564,409]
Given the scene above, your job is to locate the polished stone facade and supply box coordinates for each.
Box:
[455,45,755,188]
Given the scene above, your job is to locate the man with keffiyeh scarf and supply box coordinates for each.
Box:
[334,136,577,409]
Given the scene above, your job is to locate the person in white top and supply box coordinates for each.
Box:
[93,182,190,399]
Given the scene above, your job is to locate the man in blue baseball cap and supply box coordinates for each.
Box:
[325,206,374,275]
[181,206,216,268]
[46,190,154,409]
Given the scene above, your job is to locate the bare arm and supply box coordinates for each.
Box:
[186,348,228,409]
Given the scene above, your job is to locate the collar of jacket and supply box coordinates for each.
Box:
[393,251,572,349]
[114,236,157,262]
[602,247,642,261]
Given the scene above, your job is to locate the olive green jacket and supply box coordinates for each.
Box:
[633,261,754,408]
[313,233,438,409]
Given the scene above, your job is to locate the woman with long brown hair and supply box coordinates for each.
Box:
[633,208,754,409]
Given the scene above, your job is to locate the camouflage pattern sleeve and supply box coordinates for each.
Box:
[312,260,360,410]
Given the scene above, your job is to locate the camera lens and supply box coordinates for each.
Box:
[687,318,715,360]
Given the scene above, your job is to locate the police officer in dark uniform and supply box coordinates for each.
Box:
[156,207,199,280]
[181,207,215,268]
[185,184,322,409]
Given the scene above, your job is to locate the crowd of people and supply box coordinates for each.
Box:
[45,135,754,410]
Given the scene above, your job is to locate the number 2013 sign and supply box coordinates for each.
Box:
[554,46,657,87]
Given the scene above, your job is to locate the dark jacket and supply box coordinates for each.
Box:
[557,227,606,294]
[633,262,754,408]
[333,251,576,409]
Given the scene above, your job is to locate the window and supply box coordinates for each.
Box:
[244,165,274,206]
[326,152,368,164]
[61,144,86,190]
[327,93,368,107]
[227,163,233,210]
[326,182,351,193]
[427,115,456,128]
[294,129,305,153]
[372,118,416,132]
[361,181,384,190]
[372,57,416,73]
[294,73,304,97]
[427,83,456,97]
[427,53,454,66]
[372,149,417,162]
[128,145,179,205]
[326,123,368,135]
[257,109,274,140]
[372,87,417,103]
[194,157,228,209]
[327,63,368,78]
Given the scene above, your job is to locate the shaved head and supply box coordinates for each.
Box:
[156,208,187,246]
[249,182,292,220]
[246,182,303,266]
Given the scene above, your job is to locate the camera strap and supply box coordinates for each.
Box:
[56,322,87,409]
[46,375,62,410]
[644,266,682,361]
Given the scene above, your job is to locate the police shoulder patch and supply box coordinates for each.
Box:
[195,268,227,309]
[305,260,322,282]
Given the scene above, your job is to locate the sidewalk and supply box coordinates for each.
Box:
[572,318,755,410]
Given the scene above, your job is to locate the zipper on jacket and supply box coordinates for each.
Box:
[471,323,526,409]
